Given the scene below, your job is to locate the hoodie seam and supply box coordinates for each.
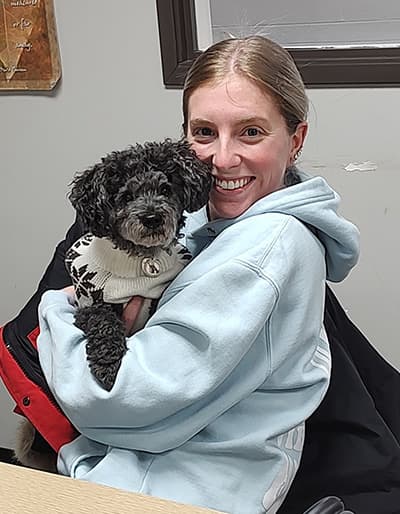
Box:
[229,259,278,381]
[246,215,293,269]
[138,454,156,493]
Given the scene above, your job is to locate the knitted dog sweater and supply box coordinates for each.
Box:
[65,233,191,332]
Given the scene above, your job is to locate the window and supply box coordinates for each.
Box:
[156,0,400,88]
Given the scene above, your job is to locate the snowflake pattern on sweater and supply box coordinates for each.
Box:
[65,233,192,312]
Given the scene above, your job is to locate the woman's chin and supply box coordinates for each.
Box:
[208,199,251,220]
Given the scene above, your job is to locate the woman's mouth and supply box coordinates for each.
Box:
[213,176,255,192]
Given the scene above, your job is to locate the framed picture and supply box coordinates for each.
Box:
[0,0,61,91]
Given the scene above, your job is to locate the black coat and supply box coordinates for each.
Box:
[281,287,400,514]
[1,218,400,513]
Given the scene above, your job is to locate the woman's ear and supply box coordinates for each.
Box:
[288,121,308,166]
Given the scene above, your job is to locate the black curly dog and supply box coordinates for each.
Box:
[67,139,212,390]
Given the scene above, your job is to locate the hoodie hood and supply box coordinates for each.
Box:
[184,172,360,283]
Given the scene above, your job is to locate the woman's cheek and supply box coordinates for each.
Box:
[190,143,210,163]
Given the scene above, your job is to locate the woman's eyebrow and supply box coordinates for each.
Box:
[189,116,272,130]
[238,116,272,129]
[189,118,213,126]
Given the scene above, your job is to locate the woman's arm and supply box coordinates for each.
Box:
[38,258,277,452]
[37,217,328,453]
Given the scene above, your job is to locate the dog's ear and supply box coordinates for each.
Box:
[68,160,113,236]
[169,139,212,212]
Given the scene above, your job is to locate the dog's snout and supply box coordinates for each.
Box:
[140,212,163,229]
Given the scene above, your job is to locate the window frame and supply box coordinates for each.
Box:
[156,0,400,89]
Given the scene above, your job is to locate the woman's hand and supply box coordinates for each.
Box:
[123,296,145,335]
[61,285,144,335]
[62,285,76,297]
[61,285,77,306]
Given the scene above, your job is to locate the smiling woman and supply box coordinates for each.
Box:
[156,0,400,87]
[183,36,308,219]
[187,75,306,219]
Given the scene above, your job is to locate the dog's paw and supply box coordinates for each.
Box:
[86,333,126,372]
[88,360,122,391]
[86,332,127,391]
[81,305,127,390]
[74,305,96,333]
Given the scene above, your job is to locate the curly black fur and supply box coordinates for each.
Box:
[69,139,212,256]
[74,304,126,391]
[68,139,212,390]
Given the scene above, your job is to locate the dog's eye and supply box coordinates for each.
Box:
[119,190,133,202]
[160,184,170,195]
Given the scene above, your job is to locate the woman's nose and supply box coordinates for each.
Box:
[212,140,241,170]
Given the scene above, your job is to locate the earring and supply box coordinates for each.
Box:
[294,148,303,160]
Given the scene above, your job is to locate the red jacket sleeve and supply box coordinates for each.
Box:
[0,218,84,451]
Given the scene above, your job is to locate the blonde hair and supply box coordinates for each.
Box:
[182,36,308,136]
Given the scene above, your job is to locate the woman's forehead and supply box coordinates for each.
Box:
[187,75,281,124]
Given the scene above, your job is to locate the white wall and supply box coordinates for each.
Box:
[0,0,399,449]
[0,0,183,449]
[304,88,399,372]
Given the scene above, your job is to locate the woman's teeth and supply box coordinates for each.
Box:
[214,177,252,190]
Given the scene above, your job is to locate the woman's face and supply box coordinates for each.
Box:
[187,74,307,220]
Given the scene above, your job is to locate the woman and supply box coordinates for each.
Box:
[35,36,358,514]
[1,36,398,513]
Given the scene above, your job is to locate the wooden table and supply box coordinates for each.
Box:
[0,462,225,513]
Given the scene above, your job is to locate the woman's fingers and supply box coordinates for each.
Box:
[122,296,145,335]
[60,286,145,335]
[62,285,75,296]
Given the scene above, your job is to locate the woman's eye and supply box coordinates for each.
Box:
[193,127,214,137]
[243,127,261,137]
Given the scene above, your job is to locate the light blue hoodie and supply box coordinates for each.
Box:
[37,173,360,514]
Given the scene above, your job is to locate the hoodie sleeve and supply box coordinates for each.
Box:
[37,213,333,455]
[37,260,278,453]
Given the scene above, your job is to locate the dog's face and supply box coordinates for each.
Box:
[69,139,212,254]
[115,169,187,249]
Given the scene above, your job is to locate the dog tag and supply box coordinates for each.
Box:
[142,257,162,277]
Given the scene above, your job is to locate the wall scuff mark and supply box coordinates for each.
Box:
[344,161,377,172]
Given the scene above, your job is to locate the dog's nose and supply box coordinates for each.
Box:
[140,213,163,229]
